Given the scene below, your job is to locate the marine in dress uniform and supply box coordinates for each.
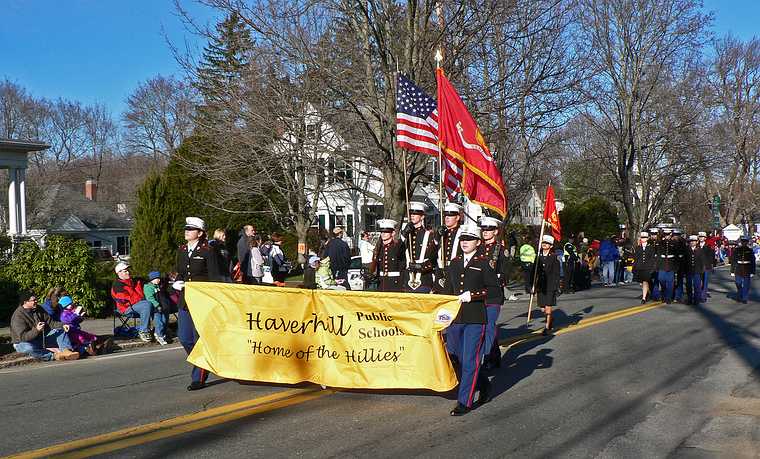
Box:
[434,202,464,291]
[633,231,657,303]
[672,229,687,302]
[534,235,560,334]
[401,202,436,293]
[730,235,755,304]
[685,235,709,305]
[443,224,500,416]
[656,228,678,304]
[698,231,714,303]
[648,228,662,300]
[476,216,508,369]
[173,217,223,391]
[370,219,406,292]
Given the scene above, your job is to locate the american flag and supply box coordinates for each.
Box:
[395,73,462,199]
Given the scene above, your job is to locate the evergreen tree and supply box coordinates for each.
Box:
[559,197,620,241]
[195,12,254,122]
[130,137,276,276]
[129,172,183,275]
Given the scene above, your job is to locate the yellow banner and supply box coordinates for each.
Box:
[185,283,462,391]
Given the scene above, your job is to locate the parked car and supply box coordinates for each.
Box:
[347,255,365,291]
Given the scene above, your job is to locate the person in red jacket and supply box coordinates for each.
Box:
[111,261,166,343]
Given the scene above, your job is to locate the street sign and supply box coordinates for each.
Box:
[712,195,721,229]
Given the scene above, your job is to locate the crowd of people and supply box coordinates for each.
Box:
[8,205,757,416]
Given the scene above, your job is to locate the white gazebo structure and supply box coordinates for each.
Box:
[0,139,50,237]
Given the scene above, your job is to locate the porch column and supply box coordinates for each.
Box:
[18,168,26,234]
[7,167,19,235]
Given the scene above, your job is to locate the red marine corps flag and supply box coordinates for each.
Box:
[435,69,507,217]
[543,183,561,242]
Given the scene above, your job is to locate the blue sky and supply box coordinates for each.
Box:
[1,0,758,119]
[0,0,220,117]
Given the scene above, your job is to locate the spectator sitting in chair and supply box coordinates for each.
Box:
[10,291,80,361]
[111,261,166,344]
[143,271,169,345]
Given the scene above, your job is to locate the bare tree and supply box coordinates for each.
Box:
[704,35,760,225]
[0,79,44,140]
[123,75,196,161]
[573,0,710,231]
[83,104,118,183]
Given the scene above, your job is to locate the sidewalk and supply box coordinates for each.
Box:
[0,316,172,369]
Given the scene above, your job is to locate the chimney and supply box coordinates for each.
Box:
[85,179,97,201]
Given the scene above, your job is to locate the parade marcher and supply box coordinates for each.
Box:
[730,235,755,304]
[656,228,677,304]
[563,241,579,293]
[443,224,499,416]
[672,229,688,302]
[477,216,508,369]
[370,219,405,292]
[534,235,561,335]
[173,217,223,391]
[435,202,464,291]
[632,231,656,303]
[519,239,537,294]
[698,231,714,303]
[648,228,661,300]
[685,235,709,305]
[400,201,437,293]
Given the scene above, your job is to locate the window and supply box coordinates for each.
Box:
[318,214,326,230]
[334,159,353,182]
[362,205,384,231]
[346,214,354,237]
[117,236,130,256]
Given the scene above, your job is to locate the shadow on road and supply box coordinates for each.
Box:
[488,335,554,401]
[497,305,594,341]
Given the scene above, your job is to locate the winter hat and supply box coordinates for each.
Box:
[59,296,73,307]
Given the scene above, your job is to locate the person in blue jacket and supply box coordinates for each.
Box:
[598,236,620,287]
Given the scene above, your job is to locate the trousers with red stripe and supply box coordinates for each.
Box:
[178,308,208,384]
[446,323,488,407]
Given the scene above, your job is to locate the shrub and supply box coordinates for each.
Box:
[0,236,105,319]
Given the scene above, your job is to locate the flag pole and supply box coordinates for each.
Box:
[527,180,551,324]
[435,5,445,271]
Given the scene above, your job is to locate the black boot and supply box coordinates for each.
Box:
[450,403,471,416]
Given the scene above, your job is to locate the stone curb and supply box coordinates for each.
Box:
[0,339,158,370]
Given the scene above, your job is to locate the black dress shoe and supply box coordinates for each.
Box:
[187,381,206,391]
[641,298,646,304]
[450,403,471,416]
[478,382,492,406]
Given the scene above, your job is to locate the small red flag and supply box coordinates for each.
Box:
[543,184,561,241]
[436,69,507,217]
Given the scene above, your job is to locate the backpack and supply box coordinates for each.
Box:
[259,242,272,259]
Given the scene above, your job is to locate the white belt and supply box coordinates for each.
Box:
[380,271,401,277]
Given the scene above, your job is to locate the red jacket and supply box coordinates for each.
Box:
[111,277,145,313]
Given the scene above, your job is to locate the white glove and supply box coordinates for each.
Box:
[730,273,735,277]
[172,280,185,291]
[751,274,755,278]
[458,291,472,303]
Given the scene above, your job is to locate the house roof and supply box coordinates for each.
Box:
[0,138,50,153]
[29,183,132,232]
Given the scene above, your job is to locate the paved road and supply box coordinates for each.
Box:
[2,267,758,458]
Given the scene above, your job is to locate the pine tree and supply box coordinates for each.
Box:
[195,12,254,122]
[130,137,277,276]
[129,172,184,275]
